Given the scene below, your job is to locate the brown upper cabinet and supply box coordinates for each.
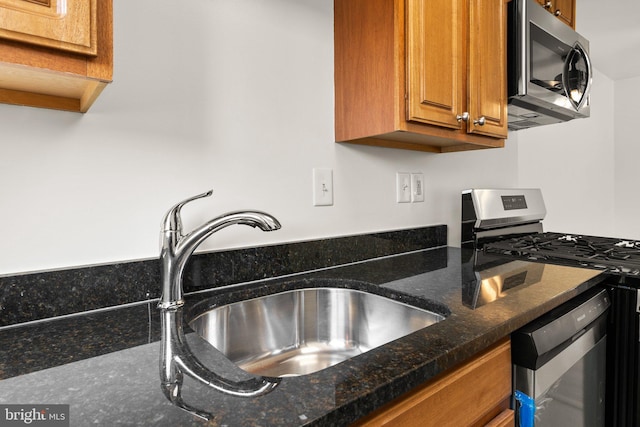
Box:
[334,0,508,153]
[535,0,576,28]
[0,0,98,55]
[0,0,112,112]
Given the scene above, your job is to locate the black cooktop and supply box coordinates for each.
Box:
[485,232,640,276]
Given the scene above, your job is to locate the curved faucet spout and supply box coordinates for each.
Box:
[160,308,281,420]
[157,191,282,412]
[159,190,281,309]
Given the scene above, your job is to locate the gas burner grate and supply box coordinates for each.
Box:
[485,232,640,276]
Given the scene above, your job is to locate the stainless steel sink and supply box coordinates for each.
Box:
[188,287,446,377]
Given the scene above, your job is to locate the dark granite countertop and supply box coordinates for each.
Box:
[0,246,605,426]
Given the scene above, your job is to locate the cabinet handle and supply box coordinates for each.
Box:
[543,1,552,9]
[473,117,486,126]
[456,112,469,123]
[554,9,561,16]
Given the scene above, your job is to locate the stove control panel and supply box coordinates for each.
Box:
[501,195,528,210]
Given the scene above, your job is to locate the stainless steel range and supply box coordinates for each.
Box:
[462,188,639,427]
[462,188,640,276]
[486,232,640,276]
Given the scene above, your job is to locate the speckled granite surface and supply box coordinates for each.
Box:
[0,227,607,426]
[0,226,445,327]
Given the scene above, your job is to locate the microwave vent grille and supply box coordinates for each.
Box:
[508,120,539,130]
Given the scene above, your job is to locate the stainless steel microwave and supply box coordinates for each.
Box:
[507,0,593,130]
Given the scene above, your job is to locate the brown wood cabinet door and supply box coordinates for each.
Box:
[485,409,515,427]
[0,0,97,55]
[406,0,465,131]
[353,339,512,427]
[533,0,575,28]
[0,0,111,112]
[467,0,508,139]
[553,0,575,28]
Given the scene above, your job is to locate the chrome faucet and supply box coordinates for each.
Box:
[159,190,282,309]
[160,307,281,420]
[158,191,282,418]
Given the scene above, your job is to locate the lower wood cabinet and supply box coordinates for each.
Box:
[353,338,513,427]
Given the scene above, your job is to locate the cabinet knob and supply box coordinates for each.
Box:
[554,9,561,16]
[543,1,552,9]
[456,112,469,123]
[473,117,486,126]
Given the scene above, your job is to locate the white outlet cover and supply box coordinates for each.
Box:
[313,168,333,206]
[411,173,425,202]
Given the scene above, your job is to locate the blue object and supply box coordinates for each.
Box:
[514,390,535,427]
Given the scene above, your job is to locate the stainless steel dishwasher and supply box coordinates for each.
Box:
[512,287,610,427]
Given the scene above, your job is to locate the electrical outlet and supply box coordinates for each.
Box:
[313,168,333,206]
[411,173,425,202]
[396,172,411,203]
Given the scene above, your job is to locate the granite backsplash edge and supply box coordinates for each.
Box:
[0,225,446,327]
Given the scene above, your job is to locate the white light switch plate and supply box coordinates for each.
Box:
[411,173,425,202]
[396,172,411,203]
[313,168,333,206]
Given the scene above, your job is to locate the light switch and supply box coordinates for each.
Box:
[313,168,333,206]
[396,173,411,203]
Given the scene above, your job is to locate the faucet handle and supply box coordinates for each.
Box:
[162,190,213,233]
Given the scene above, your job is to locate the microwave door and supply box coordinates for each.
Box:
[507,0,592,129]
[562,42,592,111]
[527,24,575,109]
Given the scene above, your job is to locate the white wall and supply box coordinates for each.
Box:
[0,0,522,275]
[614,75,640,239]
[0,0,624,276]
[515,70,617,238]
